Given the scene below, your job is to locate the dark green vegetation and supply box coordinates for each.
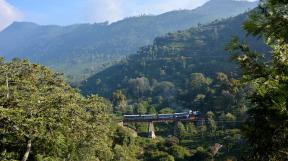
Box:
[0,0,257,83]
[2,0,288,160]
[80,0,288,160]
[78,11,268,161]
[0,58,120,160]
[227,0,288,160]
[78,11,267,161]
[121,117,245,161]
[80,13,266,114]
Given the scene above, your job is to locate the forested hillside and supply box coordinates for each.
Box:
[0,0,257,83]
[80,13,268,111]
[78,11,274,160]
[1,0,288,160]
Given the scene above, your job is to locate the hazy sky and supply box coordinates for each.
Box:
[0,0,256,30]
[0,0,210,30]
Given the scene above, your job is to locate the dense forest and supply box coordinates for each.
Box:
[80,13,267,112]
[1,0,288,161]
[76,11,268,161]
[0,0,257,83]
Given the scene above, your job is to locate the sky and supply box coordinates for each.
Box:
[0,0,256,31]
[0,0,210,30]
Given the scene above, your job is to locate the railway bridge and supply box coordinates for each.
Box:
[123,111,201,138]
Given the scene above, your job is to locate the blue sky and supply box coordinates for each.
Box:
[0,0,256,30]
[0,0,210,30]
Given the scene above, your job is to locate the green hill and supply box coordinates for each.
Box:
[80,13,268,112]
[0,0,257,83]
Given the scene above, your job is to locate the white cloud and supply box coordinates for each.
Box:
[86,0,208,23]
[86,0,126,23]
[0,0,23,30]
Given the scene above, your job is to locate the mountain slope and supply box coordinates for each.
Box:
[80,13,268,101]
[0,0,258,82]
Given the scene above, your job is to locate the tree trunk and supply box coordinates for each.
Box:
[22,139,32,161]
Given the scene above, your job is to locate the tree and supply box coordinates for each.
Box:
[128,77,151,100]
[148,106,157,114]
[159,107,174,114]
[220,113,237,129]
[175,122,186,139]
[189,73,211,91]
[135,101,149,114]
[112,90,127,114]
[113,145,136,161]
[186,123,198,139]
[0,58,113,161]
[159,155,175,161]
[169,145,190,160]
[227,0,288,160]
[198,121,207,138]
[207,111,217,133]
[147,150,175,161]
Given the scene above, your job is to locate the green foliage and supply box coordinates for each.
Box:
[190,147,210,161]
[186,123,198,137]
[0,2,266,160]
[112,90,127,114]
[135,101,150,114]
[113,143,140,161]
[189,73,212,91]
[227,0,288,160]
[175,122,187,139]
[169,145,191,160]
[148,106,157,114]
[0,58,113,161]
[159,108,175,114]
[148,150,175,161]
[243,0,288,42]
[128,77,151,100]
[81,13,266,115]
[143,137,192,161]
[113,126,135,146]
[207,111,217,133]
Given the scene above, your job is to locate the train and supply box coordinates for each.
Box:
[124,110,201,121]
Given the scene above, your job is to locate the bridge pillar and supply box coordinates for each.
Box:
[148,122,156,139]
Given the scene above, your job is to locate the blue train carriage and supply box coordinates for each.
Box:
[158,114,175,119]
[140,114,157,120]
[124,114,158,121]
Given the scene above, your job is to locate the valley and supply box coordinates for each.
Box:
[1,0,287,161]
[0,0,257,84]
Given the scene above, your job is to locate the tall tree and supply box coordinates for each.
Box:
[0,58,113,161]
[227,0,288,160]
[112,90,128,114]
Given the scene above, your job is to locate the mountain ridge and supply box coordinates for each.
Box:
[80,13,268,99]
[0,0,258,83]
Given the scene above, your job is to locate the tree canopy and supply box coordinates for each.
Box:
[0,58,113,161]
[227,0,288,160]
